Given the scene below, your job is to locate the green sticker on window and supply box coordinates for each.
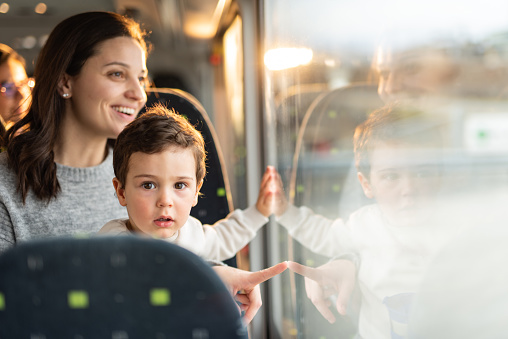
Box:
[150,288,171,306]
[68,290,89,309]
[0,292,5,310]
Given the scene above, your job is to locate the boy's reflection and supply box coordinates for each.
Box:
[272,105,452,339]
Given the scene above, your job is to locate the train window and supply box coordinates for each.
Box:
[261,0,508,338]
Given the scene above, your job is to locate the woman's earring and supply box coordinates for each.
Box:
[62,93,70,98]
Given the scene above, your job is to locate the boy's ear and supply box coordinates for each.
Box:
[113,178,127,206]
[57,73,73,97]
[357,172,374,199]
[193,180,203,207]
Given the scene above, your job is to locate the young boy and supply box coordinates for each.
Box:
[273,104,455,339]
[97,105,274,262]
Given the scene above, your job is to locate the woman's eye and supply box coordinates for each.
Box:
[138,78,149,89]
[142,182,155,190]
[110,71,124,78]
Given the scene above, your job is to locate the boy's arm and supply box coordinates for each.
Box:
[201,206,269,261]
[199,166,280,261]
[276,204,352,258]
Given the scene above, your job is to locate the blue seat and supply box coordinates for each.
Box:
[0,236,247,339]
[289,83,383,220]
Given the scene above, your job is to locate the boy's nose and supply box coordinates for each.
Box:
[156,190,173,207]
[400,176,418,196]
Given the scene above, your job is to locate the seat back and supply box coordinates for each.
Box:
[141,88,233,226]
[0,236,247,339]
[289,83,384,220]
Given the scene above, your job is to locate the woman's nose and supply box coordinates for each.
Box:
[125,78,147,106]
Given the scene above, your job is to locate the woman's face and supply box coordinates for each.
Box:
[0,59,30,126]
[63,36,148,140]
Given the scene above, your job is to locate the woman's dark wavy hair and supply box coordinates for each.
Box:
[5,11,149,203]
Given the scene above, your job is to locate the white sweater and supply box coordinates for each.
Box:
[277,203,452,339]
[98,206,268,262]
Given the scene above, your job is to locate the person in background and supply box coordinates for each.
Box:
[0,43,32,144]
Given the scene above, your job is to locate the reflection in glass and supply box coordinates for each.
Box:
[262,1,508,338]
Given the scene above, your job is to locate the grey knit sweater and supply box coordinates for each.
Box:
[0,150,128,253]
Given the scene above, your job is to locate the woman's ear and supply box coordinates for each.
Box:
[193,180,204,207]
[57,73,73,98]
[113,178,127,206]
[357,172,374,199]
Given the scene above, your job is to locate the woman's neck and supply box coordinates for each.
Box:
[53,128,109,168]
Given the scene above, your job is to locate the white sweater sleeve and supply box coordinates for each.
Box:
[276,204,353,258]
[200,206,268,261]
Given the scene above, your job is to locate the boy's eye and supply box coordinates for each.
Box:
[174,182,187,190]
[383,173,399,181]
[141,182,155,190]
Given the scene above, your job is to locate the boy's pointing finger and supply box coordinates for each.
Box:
[287,261,323,282]
[247,261,288,286]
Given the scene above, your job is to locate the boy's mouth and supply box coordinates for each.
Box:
[154,216,174,228]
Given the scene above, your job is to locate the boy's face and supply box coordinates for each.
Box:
[113,146,202,239]
[358,141,442,227]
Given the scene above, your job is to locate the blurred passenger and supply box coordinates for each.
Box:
[271,104,455,338]
[98,106,273,262]
[0,44,31,143]
[0,11,149,253]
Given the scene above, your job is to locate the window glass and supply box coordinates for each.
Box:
[263,1,508,338]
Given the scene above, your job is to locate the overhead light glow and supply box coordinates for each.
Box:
[264,48,313,71]
[35,3,47,14]
[184,0,228,39]
[22,36,37,49]
[0,3,9,13]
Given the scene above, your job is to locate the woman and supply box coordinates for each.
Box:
[0,11,149,252]
[0,44,31,142]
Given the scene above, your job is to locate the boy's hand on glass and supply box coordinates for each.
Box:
[256,166,288,217]
[288,260,356,323]
[213,261,288,324]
